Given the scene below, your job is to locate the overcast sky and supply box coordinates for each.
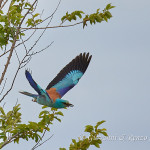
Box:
[1,0,150,150]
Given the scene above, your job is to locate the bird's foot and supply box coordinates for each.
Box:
[32,98,37,102]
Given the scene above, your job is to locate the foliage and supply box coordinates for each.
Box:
[61,3,115,28]
[0,0,42,49]
[61,11,84,22]
[0,104,108,150]
[60,121,108,150]
[0,0,115,149]
[0,105,63,148]
[0,1,115,49]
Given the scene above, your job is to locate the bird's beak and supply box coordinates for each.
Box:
[68,103,74,107]
[63,102,74,107]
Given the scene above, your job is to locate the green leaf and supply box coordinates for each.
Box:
[85,125,94,133]
[33,13,40,18]
[106,3,111,10]
[101,128,107,131]
[110,6,116,9]
[0,10,3,14]
[105,11,112,19]
[55,111,64,116]
[95,120,106,129]
[51,108,58,111]
[95,15,102,22]
[0,107,5,115]
[35,134,39,142]
[39,110,49,117]
[97,139,102,144]
[54,116,61,122]
[106,3,115,10]
[72,139,76,144]
[93,142,100,148]
[97,130,108,136]
[101,131,108,136]
[42,105,48,109]
[28,122,39,130]
[61,16,66,22]
[104,16,108,22]
[83,19,88,28]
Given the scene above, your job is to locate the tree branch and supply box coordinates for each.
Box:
[22,0,62,33]
[21,21,83,30]
[1,133,20,149]
[32,134,54,150]
[0,0,38,86]
[0,36,53,102]
[28,41,54,57]
[0,0,3,7]
[0,30,37,58]
[0,0,8,10]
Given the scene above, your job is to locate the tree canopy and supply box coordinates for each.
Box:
[0,0,115,149]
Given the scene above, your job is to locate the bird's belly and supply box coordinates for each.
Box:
[37,96,53,107]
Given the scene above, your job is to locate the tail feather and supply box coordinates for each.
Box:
[19,91,38,98]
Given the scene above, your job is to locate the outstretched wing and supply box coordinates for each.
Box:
[25,70,43,95]
[46,53,92,98]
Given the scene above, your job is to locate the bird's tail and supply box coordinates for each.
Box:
[19,91,38,98]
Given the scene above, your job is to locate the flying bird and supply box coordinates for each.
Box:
[20,53,92,108]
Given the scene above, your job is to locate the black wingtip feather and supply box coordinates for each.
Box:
[46,52,92,90]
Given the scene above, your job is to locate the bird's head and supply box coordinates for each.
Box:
[53,99,74,108]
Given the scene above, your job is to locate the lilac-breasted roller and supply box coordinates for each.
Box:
[20,53,92,108]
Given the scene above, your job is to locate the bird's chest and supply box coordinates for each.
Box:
[46,88,61,102]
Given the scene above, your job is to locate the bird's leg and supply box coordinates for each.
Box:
[32,98,37,102]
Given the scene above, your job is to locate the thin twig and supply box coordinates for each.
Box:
[31,0,38,13]
[32,124,49,150]
[0,0,57,101]
[22,0,62,33]
[0,66,20,102]
[26,15,53,56]
[0,78,7,95]
[0,0,8,10]
[0,33,53,102]
[21,21,83,30]
[38,0,61,25]
[32,134,54,150]
[31,110,56,150]
[21,36,28,53]
[20,57,32,69]
[2,102,6,108]
[28,41,54,56]
[14,49,20,64]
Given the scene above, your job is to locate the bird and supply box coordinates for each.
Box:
[20,52,92,109]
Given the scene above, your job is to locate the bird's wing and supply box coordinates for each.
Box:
[46,53,92,98]
[25,70,44,95]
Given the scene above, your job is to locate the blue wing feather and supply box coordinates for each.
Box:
[53,70,83,97]
[46,53,92,98]
[25,70,43,95]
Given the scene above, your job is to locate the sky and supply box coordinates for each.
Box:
[1,0,150,150]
